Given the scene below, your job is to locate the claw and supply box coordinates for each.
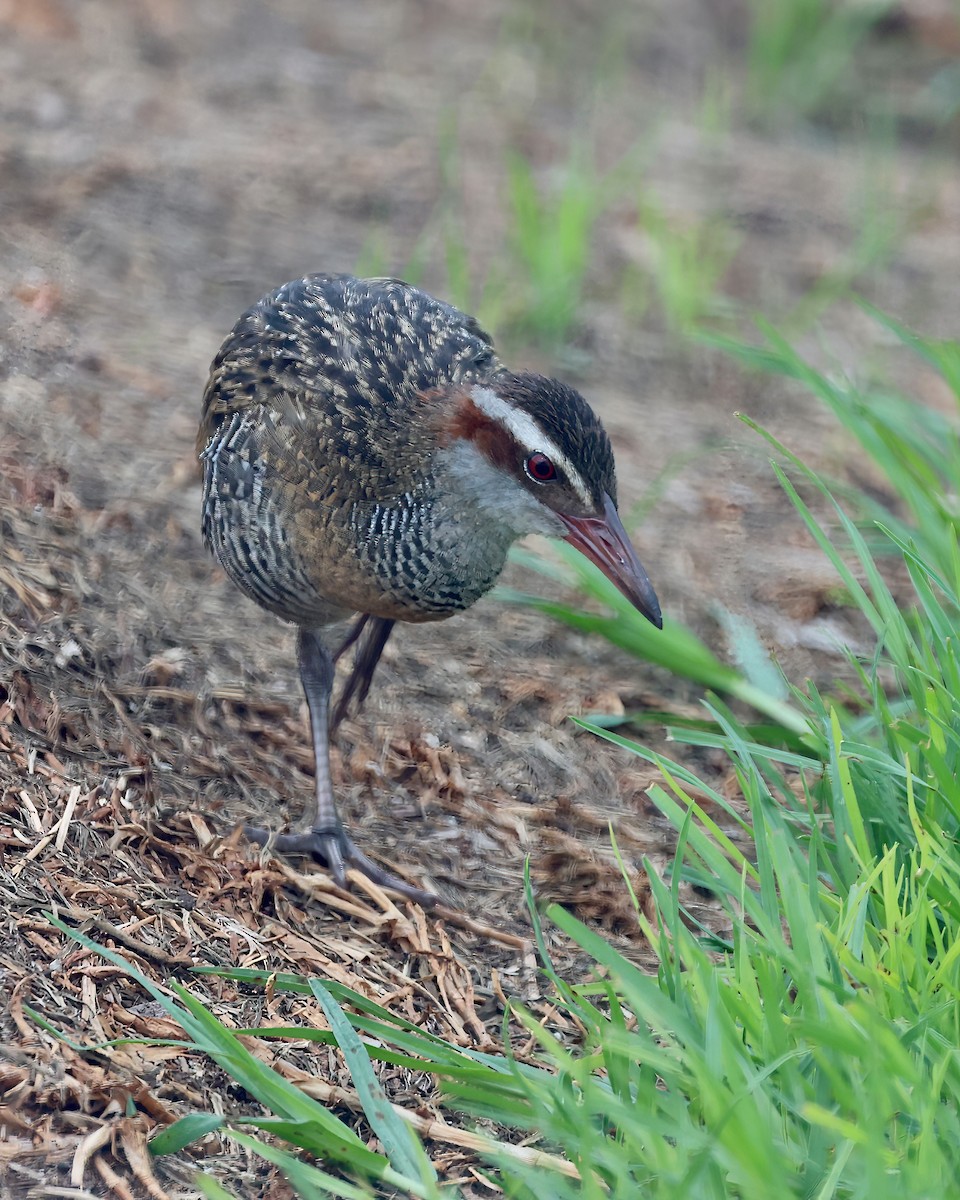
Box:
[244,823,437,906]
[310,826,348,886]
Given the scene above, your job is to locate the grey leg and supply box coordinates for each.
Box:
[245,625,436,906]
[296,624,341,861]
[331,616,395,731]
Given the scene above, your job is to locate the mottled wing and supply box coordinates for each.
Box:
[198,273,501,502]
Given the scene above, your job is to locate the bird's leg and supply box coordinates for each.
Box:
[245,625,436,906]
[293,624,341,865]
[331,613,369,666]
[331,616,396,732]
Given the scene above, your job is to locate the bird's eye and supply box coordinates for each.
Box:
[524,452,557,483]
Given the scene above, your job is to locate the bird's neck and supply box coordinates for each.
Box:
[349,467,514,620]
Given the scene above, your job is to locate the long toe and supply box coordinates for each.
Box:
[244,823,348,884]
[339,835,438,907]
[243,823,436,906]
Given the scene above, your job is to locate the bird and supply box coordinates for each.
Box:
[198,273,662,905]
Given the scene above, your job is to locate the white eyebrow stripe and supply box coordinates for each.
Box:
[469,384,593,507]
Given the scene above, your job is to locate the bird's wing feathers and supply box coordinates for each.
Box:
[199,274,502,503]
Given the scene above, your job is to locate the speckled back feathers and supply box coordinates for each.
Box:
[200,275,501,463]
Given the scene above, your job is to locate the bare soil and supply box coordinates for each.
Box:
[1,1,958,1195]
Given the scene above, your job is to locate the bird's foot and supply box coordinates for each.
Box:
[244,823,437,907]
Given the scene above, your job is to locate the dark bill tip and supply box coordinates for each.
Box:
[558,494,662,629]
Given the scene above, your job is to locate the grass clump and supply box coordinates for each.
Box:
[744,0,894,125]
[499,142,641,350]
[622,199,740,336]
[499,311,960,1191]
[355,132,642,353]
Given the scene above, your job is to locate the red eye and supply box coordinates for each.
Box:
[525,453,557,483]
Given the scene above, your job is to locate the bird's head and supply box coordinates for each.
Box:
[434,372,662,629]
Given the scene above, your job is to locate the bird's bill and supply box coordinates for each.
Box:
[559,494,663,629]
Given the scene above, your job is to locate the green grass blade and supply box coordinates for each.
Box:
[308,978,438,1189]
[150,1113,225,1156]
[501,543,810,737]
[196,1177,240,1200]
[225,1129,377,1200]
